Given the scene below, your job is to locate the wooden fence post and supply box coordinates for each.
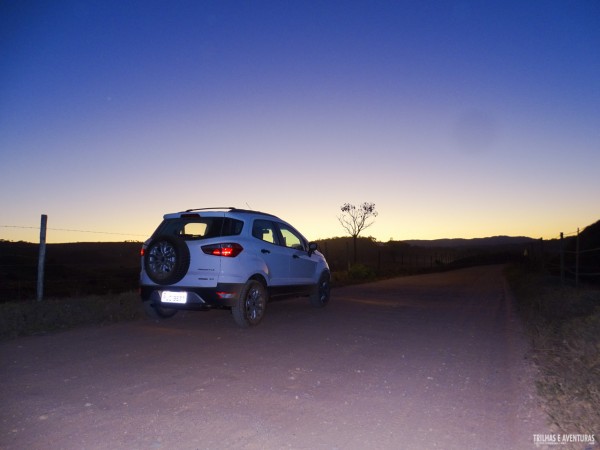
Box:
[37,214,47,302]
[575,228,580,288]
[560,232,565,286]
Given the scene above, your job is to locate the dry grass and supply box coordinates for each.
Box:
[0,291,144,340]
[506,264,600,443]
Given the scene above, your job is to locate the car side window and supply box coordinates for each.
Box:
[252,220,277,244]
[278,223,305,251]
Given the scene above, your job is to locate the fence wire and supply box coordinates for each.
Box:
[549,228,600,286]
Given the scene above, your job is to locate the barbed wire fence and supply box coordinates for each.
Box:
[1,215,147,302]
[0,225,147,239]
[561,228,600,287]
[538,228,600,287]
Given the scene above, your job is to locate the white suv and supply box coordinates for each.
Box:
[140,208,331,327]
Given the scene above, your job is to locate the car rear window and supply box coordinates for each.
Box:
[153,217,243,240]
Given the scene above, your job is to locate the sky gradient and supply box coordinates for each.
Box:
[1,1,599,243]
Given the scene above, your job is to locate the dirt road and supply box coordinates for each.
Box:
[1,265,550,449]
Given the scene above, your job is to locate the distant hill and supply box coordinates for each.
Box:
[403,236,537,248]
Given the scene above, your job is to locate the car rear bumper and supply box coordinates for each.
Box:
[140,283,245,309]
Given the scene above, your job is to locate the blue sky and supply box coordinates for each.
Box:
[1,1,599,243]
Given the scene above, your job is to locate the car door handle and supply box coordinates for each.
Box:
[261,249,270,254]
[293,254,300,259]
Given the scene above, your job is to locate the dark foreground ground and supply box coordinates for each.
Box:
[0,266,551,449]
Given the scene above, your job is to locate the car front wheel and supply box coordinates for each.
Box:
[310,271,331,308]
[232,280,267,328]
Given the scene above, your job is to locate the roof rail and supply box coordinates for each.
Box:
[183,207,279,219]
[230,208,279,218]
[185,207,236,212]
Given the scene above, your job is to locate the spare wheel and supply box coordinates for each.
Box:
[144,235,190,285]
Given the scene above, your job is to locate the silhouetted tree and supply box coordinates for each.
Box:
[338,202,378,264]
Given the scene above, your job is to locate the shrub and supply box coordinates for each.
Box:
[348,263,376,281]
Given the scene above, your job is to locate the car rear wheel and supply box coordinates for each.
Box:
[143,300,178,319]
[310,271,331,308]
[232,280,267,327]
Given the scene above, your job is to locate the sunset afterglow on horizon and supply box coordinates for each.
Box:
[1,1,598,244]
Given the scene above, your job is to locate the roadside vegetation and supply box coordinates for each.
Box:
[505,263,600,441]
[0,291,143,340]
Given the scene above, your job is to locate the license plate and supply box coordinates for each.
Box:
[161,291,187,304]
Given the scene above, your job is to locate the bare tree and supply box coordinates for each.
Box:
[338,202,378,264]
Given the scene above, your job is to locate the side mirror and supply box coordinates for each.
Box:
[308,242,318,257]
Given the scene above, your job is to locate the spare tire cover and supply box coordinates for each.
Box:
[144,235,190,285]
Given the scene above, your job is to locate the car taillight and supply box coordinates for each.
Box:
[202,243,243,257]
[140,248,145,256]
